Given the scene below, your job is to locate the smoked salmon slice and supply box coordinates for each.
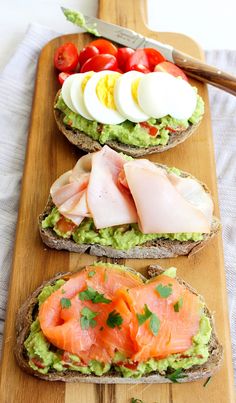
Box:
[39,266,201,364]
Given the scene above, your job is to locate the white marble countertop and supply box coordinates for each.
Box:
[1,0,236,71]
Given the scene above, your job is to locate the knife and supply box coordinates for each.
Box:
[61,7,236,96]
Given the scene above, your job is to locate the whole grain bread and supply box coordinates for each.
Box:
[15,265,223,383]
[38,162,220,258]
[54,91,201,157]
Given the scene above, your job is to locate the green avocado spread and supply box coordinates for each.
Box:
[55,93,204,148]
[42,207,204,250]
[63,8,100,36]
[24,269,212,378]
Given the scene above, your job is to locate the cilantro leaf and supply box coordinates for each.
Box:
[150,313,160,336]
[174,297,183,312]
[156,283,172,298]
[60,298,71,309]
[137,304,152,325]
[79,286,111,304]
[106,310,123,329]
[166,368,187,383]
[88,270,96,278]
[80,307,98,330]
[137,305,160,336]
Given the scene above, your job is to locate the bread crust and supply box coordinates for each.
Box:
[54,91,201,157]
[15,265,223,383]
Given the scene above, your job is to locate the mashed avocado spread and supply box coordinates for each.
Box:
[24,268,212,378]
[42,207,204,249]
[55,93,204,148]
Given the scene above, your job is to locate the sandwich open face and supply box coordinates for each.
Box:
[39,146,220,258]
[54,70,204,157]
[15,263,223,383]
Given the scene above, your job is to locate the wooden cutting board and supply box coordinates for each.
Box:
[0,0,234,402]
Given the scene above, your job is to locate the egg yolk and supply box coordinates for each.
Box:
[81,72,94,92]
[131,77,142,105]
[96,73,121,110]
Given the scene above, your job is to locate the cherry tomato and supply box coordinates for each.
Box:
[80,54,118,73]
[78,45,99,67]
[126,48,165,72]
[116,47,135,71]
[140,122,158,137]
[88,39,118,56]
[130,64,150,74]
[55,217,77,233]
[54,43,79,72]
[58,72,72,85]
[154,61,188,81]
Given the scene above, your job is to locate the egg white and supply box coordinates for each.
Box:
[83,71,126,125]
[70,72,94,120]
[137,72,175,119]
[169,78,197,120]
[61,74,80,113]
[114,71,149,123]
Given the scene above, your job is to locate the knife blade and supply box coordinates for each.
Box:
[61,7,236,95]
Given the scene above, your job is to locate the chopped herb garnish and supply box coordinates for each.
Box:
[131,399,144,403]
[79,286,111,304]
[80,307,98,330]
[156,283,173,298]
[150,313,160,336]
[106,310,123,329]
[137,304,160,336]
[166,368,187,383]
[60,297,71,309]
[88,270,96,278]
[174,297,183,312]
[137,304,152,325]
[61,289,66,294]
[203,376,212,387]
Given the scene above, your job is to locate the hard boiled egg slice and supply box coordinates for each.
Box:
[83,71,126,125]
[114,71,149,123]
[61,74,80,113]
[138,72,175,119]
[70,72,94,120]
[169,78,197,120]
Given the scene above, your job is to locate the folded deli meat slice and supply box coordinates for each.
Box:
[124,160,212,233]
[87,146,138,228]
[49,145,213,233]
[38,265,201,364]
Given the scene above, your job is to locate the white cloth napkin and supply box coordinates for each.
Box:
[0,24,235,380]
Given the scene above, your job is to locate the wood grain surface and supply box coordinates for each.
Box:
[0,0,234,402]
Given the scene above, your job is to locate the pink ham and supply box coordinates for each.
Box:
[86,146,138,229]
[124,160,211,233]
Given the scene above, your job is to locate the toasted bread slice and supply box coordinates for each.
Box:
[15,265,223,383]
[38,163,220,259]
[54,91,201,157]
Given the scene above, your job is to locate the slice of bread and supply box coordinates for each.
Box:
[38,163,220,259]
[54,91,201,157]
[15,265,223,383]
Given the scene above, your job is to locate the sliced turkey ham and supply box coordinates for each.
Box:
[49,146,213,233]
[124,160,211,233]
[86,146,138,228]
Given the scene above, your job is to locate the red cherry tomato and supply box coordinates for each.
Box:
[126,48,165,72]
[78,45,99,68]
[130,64,150,74]
[80,54,118,73]
[58,72,72,85]
[55,217,77,233]
[140,122,158,137]
[88,39,118,56]
[154,61,188,81]
[54,43,79,72]
[116,47,135,71]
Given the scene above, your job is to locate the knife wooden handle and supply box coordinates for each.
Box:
[173,49,236,95]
